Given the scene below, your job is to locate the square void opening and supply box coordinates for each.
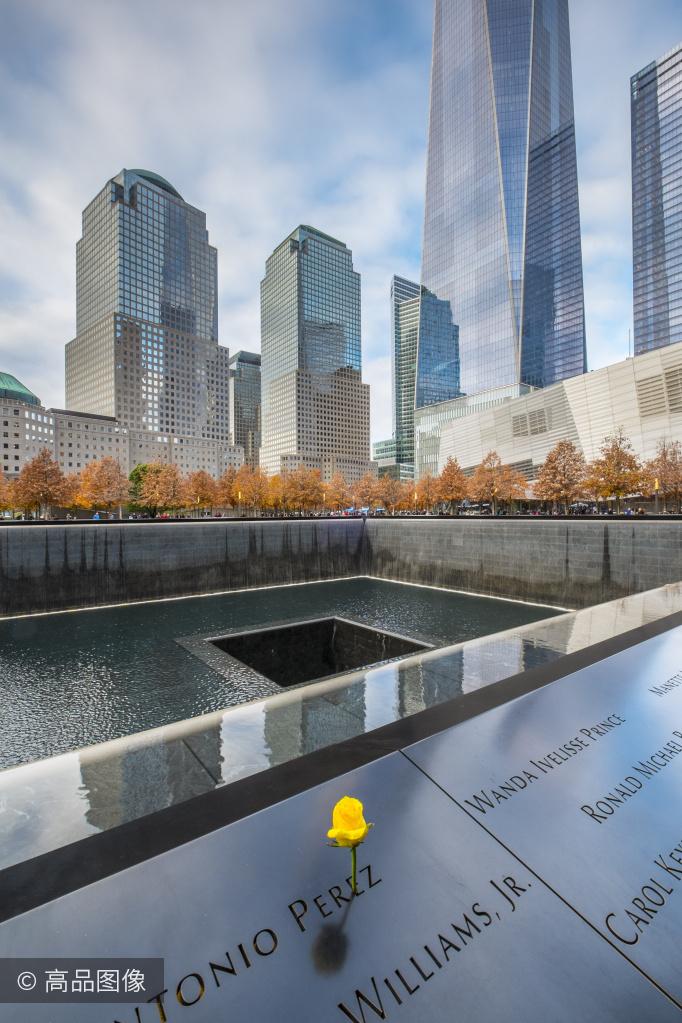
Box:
[210,617,430,687]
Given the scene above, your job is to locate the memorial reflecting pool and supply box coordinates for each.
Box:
[0,578,561,769]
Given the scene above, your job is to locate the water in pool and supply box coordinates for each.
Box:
[0,578,562,769]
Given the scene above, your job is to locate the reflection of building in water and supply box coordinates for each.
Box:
[460,635,525,696]
[263,690,367,775]
[218,696,350,784]
[396,655,464,718]
[217,689,366,784]
[520,614,584,662]
[302,692,365,749]
[217,704,275,785]
[529,587,682,659]
[357,654,466,726]
[79,730,221,832]
[263,700,303,770]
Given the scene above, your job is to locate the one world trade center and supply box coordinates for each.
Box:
[422,0,587,395]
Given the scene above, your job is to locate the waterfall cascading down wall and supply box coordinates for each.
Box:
[0,520,368,616]
[1,518,682,616]
[363,519,682,609]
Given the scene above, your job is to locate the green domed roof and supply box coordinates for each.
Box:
[129,169,183,200]
[0,372,41,407]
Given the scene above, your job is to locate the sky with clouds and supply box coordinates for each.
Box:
[0,0,680,443]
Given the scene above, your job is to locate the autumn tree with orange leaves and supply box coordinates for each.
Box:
[496,464,527,509]
[182,470,217,515]
[235,465,269,512]
[354,471,380,510]
[466,451,505,513]
[140,462,183,514]
[79,457,130,516]
[646,439,682,512]
[282,467,323,513]
[584,428,644,513]
[465,451,526,513]
[376,475,408,515]
[303,469,324,511]
[533,440,586,512]
[0,474,13,513]
[215,466,237,510]
[415,471,440,511]
[60,473,83,513]
[282,467,307,513]
[266,474,285,515]
[437,456,468,512]
[14,449,70,517]
[324,472,350,511]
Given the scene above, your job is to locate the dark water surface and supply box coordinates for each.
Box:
[0,578,561,768]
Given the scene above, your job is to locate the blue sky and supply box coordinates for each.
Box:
[0,0,680,443]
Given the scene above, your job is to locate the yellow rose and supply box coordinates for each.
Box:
[327,796,372,848]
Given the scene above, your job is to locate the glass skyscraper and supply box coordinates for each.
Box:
[65,169,237,475]
[391,276,420,470]
[229,350,261,468]
[260,226,372,481]
[389,275,460,475]
[422,0,586,396]
[75,169,218,345]
[632,43,682,355]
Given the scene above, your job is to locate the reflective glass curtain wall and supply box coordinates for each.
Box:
[422,0,586,395]
[68,169,229,444]
[391,276,460,471]
[260,226,360,393]
[77,169,218,342]
[415,290,461,409]
[391,276,421,470]
[391,275,421,445]
[260,226,369,477]
[632,44,682,355]
[229,351,261,467]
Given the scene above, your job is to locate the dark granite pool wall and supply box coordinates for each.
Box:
[0,520,368,615]
[366,519,682,608]
[1,518,681,615]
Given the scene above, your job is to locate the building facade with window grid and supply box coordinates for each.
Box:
[65,169,238,476]
[632,43,682,356]
[0,374,128,479]
[375,275,461,479]
[1,376,242,482]
[260,226,372,481]
[229,351,261,468]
